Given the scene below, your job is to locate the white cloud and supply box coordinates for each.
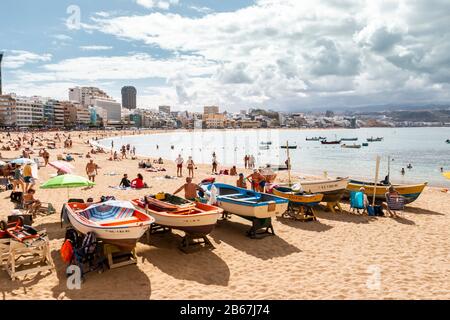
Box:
[136,0,179,10]
[80,45,113,51]
[2,50,52,69]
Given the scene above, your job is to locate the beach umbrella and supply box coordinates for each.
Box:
[443,172,450,179]
[10,158,34,165]
[40,174,94,189]
[49,161,74,174]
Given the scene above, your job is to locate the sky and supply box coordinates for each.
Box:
[1,0,450,112]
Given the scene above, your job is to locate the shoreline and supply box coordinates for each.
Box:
[93,129,449,189]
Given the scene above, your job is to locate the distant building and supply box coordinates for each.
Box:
[121,86,137,110]
[159,105,171,114]
[204,106,219,114]
[204,113,225,129]
[15,96,44,127]
[94,99,121,123]
[69,86,111,107]
[0,94,16,127]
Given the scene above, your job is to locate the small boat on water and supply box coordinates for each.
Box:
[259,145,270,150]
[132,193,222,237]
[362,143,369,147]
[446,139,450,144]
[367,137,383,142]
[260,141,272,145]
[305,137,325,141]
[345,180,427,204]
[201,183,288,219]
[321,140,341,145]
[341,138,358,141]
[64,200,155,251]
[281,145,298,149]
[341,144,362,149]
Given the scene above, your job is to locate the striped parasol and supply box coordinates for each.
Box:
[81,200,136,222]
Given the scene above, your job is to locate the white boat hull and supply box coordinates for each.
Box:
[217,200,288,219]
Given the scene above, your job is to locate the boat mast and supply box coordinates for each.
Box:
[372,155,381,206]
[286,140,291,186]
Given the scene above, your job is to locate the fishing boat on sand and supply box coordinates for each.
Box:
[64,200,155,251]
[132,193,222,237]
[200,183,288,238]
[271,186,324,221]
[367,137,383,142]
[341,144,362,149]
[293,177,349,203]
[345,180,427,204]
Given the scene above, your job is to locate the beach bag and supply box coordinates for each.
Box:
[60,239,74,263]
[368,205,383,216]
[81,232,97,256]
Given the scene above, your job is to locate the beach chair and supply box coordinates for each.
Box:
[350,191,366,214]
[386,195,406,217]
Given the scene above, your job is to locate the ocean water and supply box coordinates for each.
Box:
[98,127,450,187]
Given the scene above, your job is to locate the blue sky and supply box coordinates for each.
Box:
[1,0,450,112]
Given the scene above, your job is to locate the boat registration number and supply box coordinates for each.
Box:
[268,202,276,211]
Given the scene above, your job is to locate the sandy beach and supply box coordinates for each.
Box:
[0,130,449,300]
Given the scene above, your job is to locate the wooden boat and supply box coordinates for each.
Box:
[64,200,155,251]
[294,177,349,203]
[201,183,288,219]
[367,137,383,142]
[341,138,358,141]
[272,186,324,206]
[341,144,362,149]
[132,193,223,237]
[345,180,427,204]
[281,145,298,149]
[132,193,222,236]
[321,140,341,145]
[260,141,272,145]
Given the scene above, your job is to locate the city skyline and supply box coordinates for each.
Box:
[1,0,450,112]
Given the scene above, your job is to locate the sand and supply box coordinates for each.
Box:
[0,130,449,300]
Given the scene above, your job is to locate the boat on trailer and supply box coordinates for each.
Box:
[64,200,155,251]
[200,183,289,238]
[345,180,427,204]
[132,193,222,237]
[271,186,324,221]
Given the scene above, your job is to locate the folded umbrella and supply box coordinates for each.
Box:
[10,158,34,165]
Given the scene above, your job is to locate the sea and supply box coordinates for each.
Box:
[98,127,450,187]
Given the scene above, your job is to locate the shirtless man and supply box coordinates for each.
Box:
[42,148,50,166]
[174,177,202,201]
[85,159,98,182]
[246,169,266,192]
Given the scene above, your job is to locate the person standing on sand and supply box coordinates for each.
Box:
[244,155,249,169]
[212,154,218,174]
[187,156,195,178]
[42,149,50,166]
[85,159,98,183]
[174,177,203,201]
[175,154,184,177]
[246,169,265,192]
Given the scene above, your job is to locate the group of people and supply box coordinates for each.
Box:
[118,173,148,189]
[244,155,256,169]
[354,185,404,218]
[175,154,196,178]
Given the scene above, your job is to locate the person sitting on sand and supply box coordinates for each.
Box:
[23,188,42,217]
[174,177,203,201]
[119,174,131,188]
[230,166,238,176]
[131,173,147,189]
[382,185,401,218]
[236,173,247,189]
[113,151,120,161]
[158,157,164,164]
[145,159,153,168]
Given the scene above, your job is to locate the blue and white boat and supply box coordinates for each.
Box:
[201,183,289,219]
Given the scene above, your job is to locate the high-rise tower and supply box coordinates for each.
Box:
[0,52,3,95]
[121,86,137,110]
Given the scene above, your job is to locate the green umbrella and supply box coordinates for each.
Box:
[41,174,95,189]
